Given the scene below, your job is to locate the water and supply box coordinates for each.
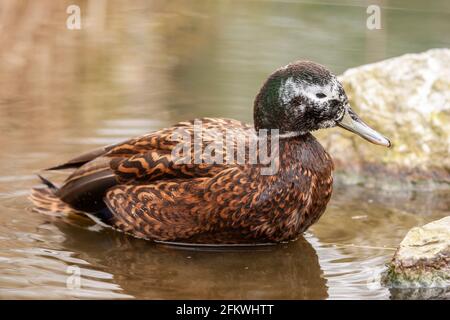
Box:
[0,0,449,299]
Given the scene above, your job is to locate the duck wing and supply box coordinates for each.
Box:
[43,118,253,214]
[46,146,110,170]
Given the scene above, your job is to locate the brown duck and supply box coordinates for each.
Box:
[31,61,390,245]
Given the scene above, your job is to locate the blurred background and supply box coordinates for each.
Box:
[0,0,449,299]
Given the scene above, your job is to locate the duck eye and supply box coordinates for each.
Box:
[316,93,327,98]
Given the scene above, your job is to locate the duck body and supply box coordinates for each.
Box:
[32,118,333,244]
[31,61,389,245]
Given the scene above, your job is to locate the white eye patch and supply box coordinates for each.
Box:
[278,76,341,106]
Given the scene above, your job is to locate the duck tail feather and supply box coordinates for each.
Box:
[29,187,80,216]
[37,174,59,193]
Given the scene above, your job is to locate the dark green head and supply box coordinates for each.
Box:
[253,61,390,147]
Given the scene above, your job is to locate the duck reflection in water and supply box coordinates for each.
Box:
[52,217,328,299]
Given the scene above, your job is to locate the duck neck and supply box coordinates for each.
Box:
[275,132,332,175]
[278,132,315,167]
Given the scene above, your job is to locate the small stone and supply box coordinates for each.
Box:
[382,216,450,289]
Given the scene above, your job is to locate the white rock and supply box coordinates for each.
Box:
[317,49,450,189]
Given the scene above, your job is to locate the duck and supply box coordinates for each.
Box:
[31,61,390,245]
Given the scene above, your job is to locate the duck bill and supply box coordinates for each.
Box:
[337,106,391,147]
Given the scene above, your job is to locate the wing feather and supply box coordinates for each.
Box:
[51,118,252,214]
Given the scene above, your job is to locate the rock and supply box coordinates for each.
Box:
[382,216,450,289]
[388,287,449,300]
[316,49,450,189]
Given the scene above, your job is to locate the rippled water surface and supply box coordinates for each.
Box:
[0,0,449,299]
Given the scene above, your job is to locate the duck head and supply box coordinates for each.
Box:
[254,61,391,147]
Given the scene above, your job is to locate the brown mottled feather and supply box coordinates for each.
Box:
[31,117,333,244]
[30,188,82,216]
